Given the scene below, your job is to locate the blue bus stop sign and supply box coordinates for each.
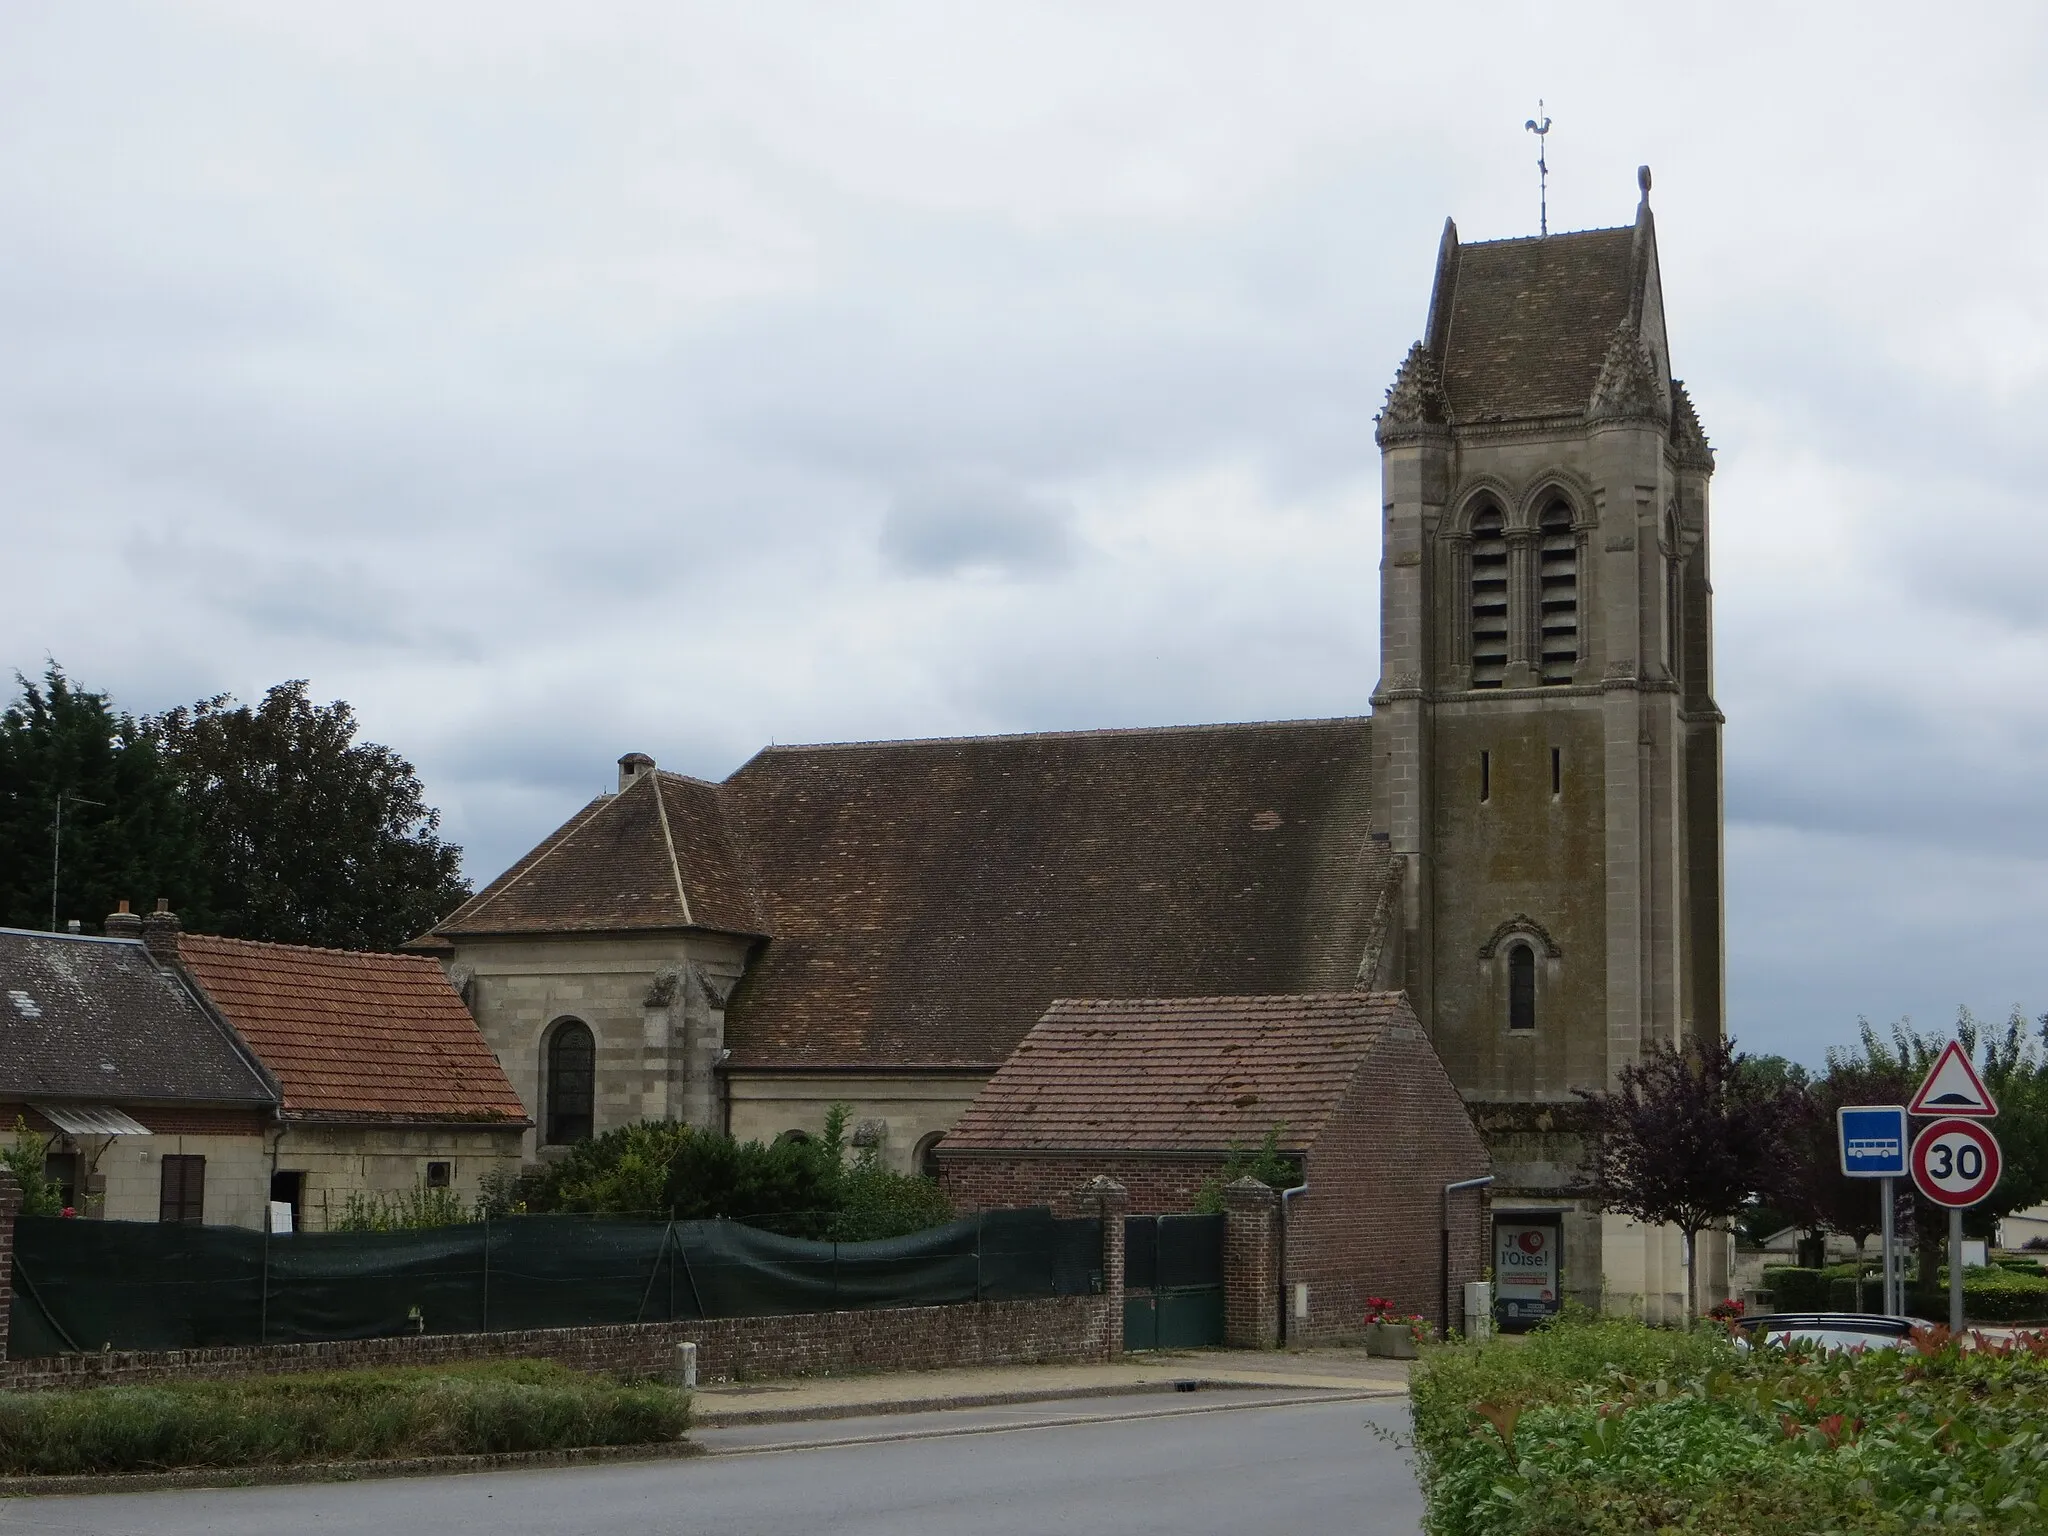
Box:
[1838,1105,1908,1178]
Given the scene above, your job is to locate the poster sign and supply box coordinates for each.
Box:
[1493,1216,1562,1332]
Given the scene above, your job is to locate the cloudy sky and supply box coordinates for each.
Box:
[3,4,2043,1066]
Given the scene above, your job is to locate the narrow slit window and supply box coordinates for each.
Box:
[1480,751,1491,803]
[1551,747,1561,798]
[1470,506,1509,687]
[1538,500,1578,684]
[1508,943,1536,1031]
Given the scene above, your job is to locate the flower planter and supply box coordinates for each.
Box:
[1365,1321,1420,1359]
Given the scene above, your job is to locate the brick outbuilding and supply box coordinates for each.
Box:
[936,992,1490,1342]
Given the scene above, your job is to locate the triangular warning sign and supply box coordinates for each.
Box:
[1908,1040,1998,1118]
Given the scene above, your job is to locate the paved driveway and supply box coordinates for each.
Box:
[3,1394,1423,1536]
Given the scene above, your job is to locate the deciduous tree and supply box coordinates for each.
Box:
[1579,1036,1799,1323]
[145,681,468,950]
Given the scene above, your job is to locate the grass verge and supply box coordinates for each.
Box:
[1411,1310,2048,1535]
[0,1361,689,1478]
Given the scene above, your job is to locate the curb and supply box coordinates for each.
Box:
[0,1440,703,1500]
[696,1376,1211,1427]
[703,1387,1405,1455]
[693,1375,1405,1427]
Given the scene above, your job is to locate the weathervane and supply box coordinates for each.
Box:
[1524,102,1552,237]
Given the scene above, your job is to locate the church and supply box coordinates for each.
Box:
[412,168,1723,1321]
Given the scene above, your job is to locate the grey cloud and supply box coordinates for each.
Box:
[879,475,1075,577]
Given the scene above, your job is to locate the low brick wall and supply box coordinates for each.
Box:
[0,1294,1116,1393]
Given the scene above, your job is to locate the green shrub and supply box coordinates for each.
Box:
[2,1119,66,1217]
[332,1182,474,1231]
[0,1361,689,1477]
[1192,1126,1303,1214]
[1760,1264,1830,1309]
[522,1107,954,1242]
[1410,1310,2048,1536]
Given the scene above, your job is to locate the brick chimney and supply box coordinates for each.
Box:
[141,898,182,964]
[618,752,655,793]
[104,900,142,941]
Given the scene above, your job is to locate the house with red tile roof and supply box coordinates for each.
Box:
[173,926,528,1231]
[936,993,1488,1342]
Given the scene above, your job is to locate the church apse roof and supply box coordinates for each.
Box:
[424,768,767,939]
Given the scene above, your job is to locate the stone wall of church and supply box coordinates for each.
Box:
[439,932,751,1157]
[726,1072,985,1177]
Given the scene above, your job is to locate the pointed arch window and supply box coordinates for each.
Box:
[1507,943,1537,1031]
[1538,499,1578,684]
[545,1019,595,1145]
[1470,505,1509,688]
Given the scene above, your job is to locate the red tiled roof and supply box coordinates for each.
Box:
[176,934,529,1124]
[941,992,1422,1154]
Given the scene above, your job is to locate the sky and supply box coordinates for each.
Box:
[2,3,2044,1068]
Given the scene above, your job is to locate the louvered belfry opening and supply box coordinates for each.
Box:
[1538,499,1579,684]
[1469,505,1509,687]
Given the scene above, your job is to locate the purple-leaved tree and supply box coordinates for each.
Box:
[1579,1037,1799,1324]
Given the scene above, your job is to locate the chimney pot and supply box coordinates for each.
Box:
[105,903,143,941]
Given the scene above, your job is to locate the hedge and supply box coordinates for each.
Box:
[0,1361,690,1478]
[1764,1263,2048,1322]
[1410,1311,2048,1535]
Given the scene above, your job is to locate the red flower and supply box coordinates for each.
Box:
[60,1206,76,1219]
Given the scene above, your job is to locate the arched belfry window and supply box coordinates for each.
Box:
[1507,943,1537,1031]
[1469,505,1509,688]
[545,1020,595,1145]
[1538,499,1578,684]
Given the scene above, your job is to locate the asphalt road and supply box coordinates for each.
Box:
[1,1393,1423,1536]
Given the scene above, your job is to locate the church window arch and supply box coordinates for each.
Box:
[544,1018,595,1145]
[1507,943,1537,1031]
[1537,498,1579,684]
[1469,503,1509,687]
[914,1132,945,1179]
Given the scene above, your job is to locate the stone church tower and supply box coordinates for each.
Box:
[1370,169,1723,1320]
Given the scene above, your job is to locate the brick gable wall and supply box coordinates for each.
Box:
[1287,1029,1489,1341]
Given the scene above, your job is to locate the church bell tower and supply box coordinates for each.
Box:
[1370,168,1723,1322]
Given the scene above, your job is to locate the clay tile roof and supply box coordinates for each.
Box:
[0,927,275,1107]
[176,934,528,1124]
[718,718,1392,1069]
[942,992,1421,1155]
[426,769,766,940]
[1437,225,1638,422]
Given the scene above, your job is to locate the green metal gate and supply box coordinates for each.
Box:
[1122,1214,1224,1350]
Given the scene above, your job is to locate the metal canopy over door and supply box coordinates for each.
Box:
[1122,1214,1224,1350]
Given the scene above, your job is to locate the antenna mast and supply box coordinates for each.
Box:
[1524,102,1552,237]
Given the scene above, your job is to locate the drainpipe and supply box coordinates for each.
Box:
[1279,1182,1308,1345]
[1442,1175,1495,1339]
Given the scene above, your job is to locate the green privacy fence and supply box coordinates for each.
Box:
[7,1209,1104,1359]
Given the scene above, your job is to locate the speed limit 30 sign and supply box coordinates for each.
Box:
[1910,1117,2002,1208]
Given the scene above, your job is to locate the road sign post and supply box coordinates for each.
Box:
[1881,1178,1897,1315]
[1909,1113,2002,1331]
[1839,1106,1907,1314]
[1951,1208,1965,1334]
